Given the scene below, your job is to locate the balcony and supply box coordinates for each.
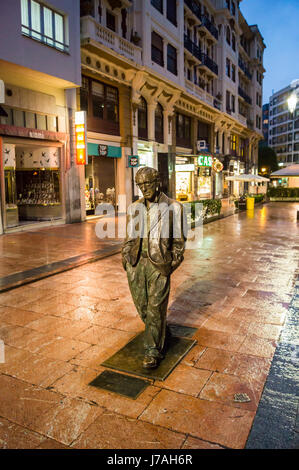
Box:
[184,34,202,61]
[199,53,218,76]
[237,114,247,127]
[184,0,201,21]
[80,16,142,64]
[199,15,219,41]
[184,79,215,108]
[238,57,252,80]
[238,87,252,105]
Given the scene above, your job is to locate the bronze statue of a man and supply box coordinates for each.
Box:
[122,167,186,369]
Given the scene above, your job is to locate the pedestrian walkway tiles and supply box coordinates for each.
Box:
[0,244,121,292]
[246,276,299,449]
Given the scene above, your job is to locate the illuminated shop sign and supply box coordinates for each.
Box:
[75,111,87,165]
[197,155,213,167]
[175,164,195,172]
[128,155,139,168]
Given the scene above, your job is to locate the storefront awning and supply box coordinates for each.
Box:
[226,174,270,182]
[87,143,121,158]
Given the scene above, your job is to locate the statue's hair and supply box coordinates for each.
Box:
[135,166,160,183]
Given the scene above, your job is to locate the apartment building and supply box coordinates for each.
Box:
[0,0,81,234]
[268,79,299,166]
[79,0,265,206]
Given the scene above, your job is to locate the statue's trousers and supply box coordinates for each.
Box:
[126,257,170,358]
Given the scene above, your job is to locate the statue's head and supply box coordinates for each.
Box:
[135,167,161,202]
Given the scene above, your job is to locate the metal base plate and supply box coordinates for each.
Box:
[101,331,197,381]
[89,370,149,400]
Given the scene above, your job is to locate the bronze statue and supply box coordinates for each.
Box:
[122,167,186,369]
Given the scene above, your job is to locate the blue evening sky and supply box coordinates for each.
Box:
[240,0,299,104]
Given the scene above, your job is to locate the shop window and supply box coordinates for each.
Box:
[47,115,58,132]
[167,0,177,26]
[13,110,25,127]
[0,106,13,126]
[176,113,191,148]
[36,114,47,130]
[25,112,36,129]
[106,10,116,32]
[138,97,148,140]
[21,0,68,52]
[152,31,164,66]
[155,103,164,143]
[167,43,177,75]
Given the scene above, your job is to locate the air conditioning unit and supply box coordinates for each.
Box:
[197,140,208,151]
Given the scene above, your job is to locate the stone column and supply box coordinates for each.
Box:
[147,101,157,142]
[64,88,85,224]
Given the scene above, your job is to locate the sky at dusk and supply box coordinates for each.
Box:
[240,0,299,104]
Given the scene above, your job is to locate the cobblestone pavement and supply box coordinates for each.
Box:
[0,202,298,449]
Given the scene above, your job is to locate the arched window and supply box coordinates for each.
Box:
[155,103,164,143]
[138,97,148,139]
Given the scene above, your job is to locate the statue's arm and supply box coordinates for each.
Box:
[170,203,186,272]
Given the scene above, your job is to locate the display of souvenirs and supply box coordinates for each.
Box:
[16,170,60,205]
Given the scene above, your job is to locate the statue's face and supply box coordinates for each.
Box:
[136,173,158,202]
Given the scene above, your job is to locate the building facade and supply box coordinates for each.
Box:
[79,0,265,208]
[268,79,299,167]
[0,0,82,234]
[0,0,265,233]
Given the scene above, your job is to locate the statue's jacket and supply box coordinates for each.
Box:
[122,192,186,276]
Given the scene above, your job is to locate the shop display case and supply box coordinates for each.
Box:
[16,169,62,220]
[4,169,19,227]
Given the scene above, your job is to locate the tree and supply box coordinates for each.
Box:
[258,146,278,176]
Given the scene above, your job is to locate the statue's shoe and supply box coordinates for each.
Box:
[142,355,158,369]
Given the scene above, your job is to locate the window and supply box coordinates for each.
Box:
[226,58,231,77]
[151,0,163,14]
[167,0,177,26]
[231,95,235,113]
[155,103,164,143]
[138,97,148,140]
[151,31,164,66]
[226,26,231,45]
[232,64,236,82]
[231,134,237,152]
[231,2,236,15]
[167,44,177,75]
[232,33,236,51]
[106,11,116,32]
[81,76,119,134]
[21,0,68,52]
[226,90,231,112]
[176,113,191,147]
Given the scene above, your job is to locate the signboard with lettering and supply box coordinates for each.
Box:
[197,155,213,167]
[75,111,87,165]
[98,144,108,157]
[128,155,139,168]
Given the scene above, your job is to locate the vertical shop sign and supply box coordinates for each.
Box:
[75,111,87,165]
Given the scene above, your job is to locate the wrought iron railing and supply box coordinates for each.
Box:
[238,87,252,105]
